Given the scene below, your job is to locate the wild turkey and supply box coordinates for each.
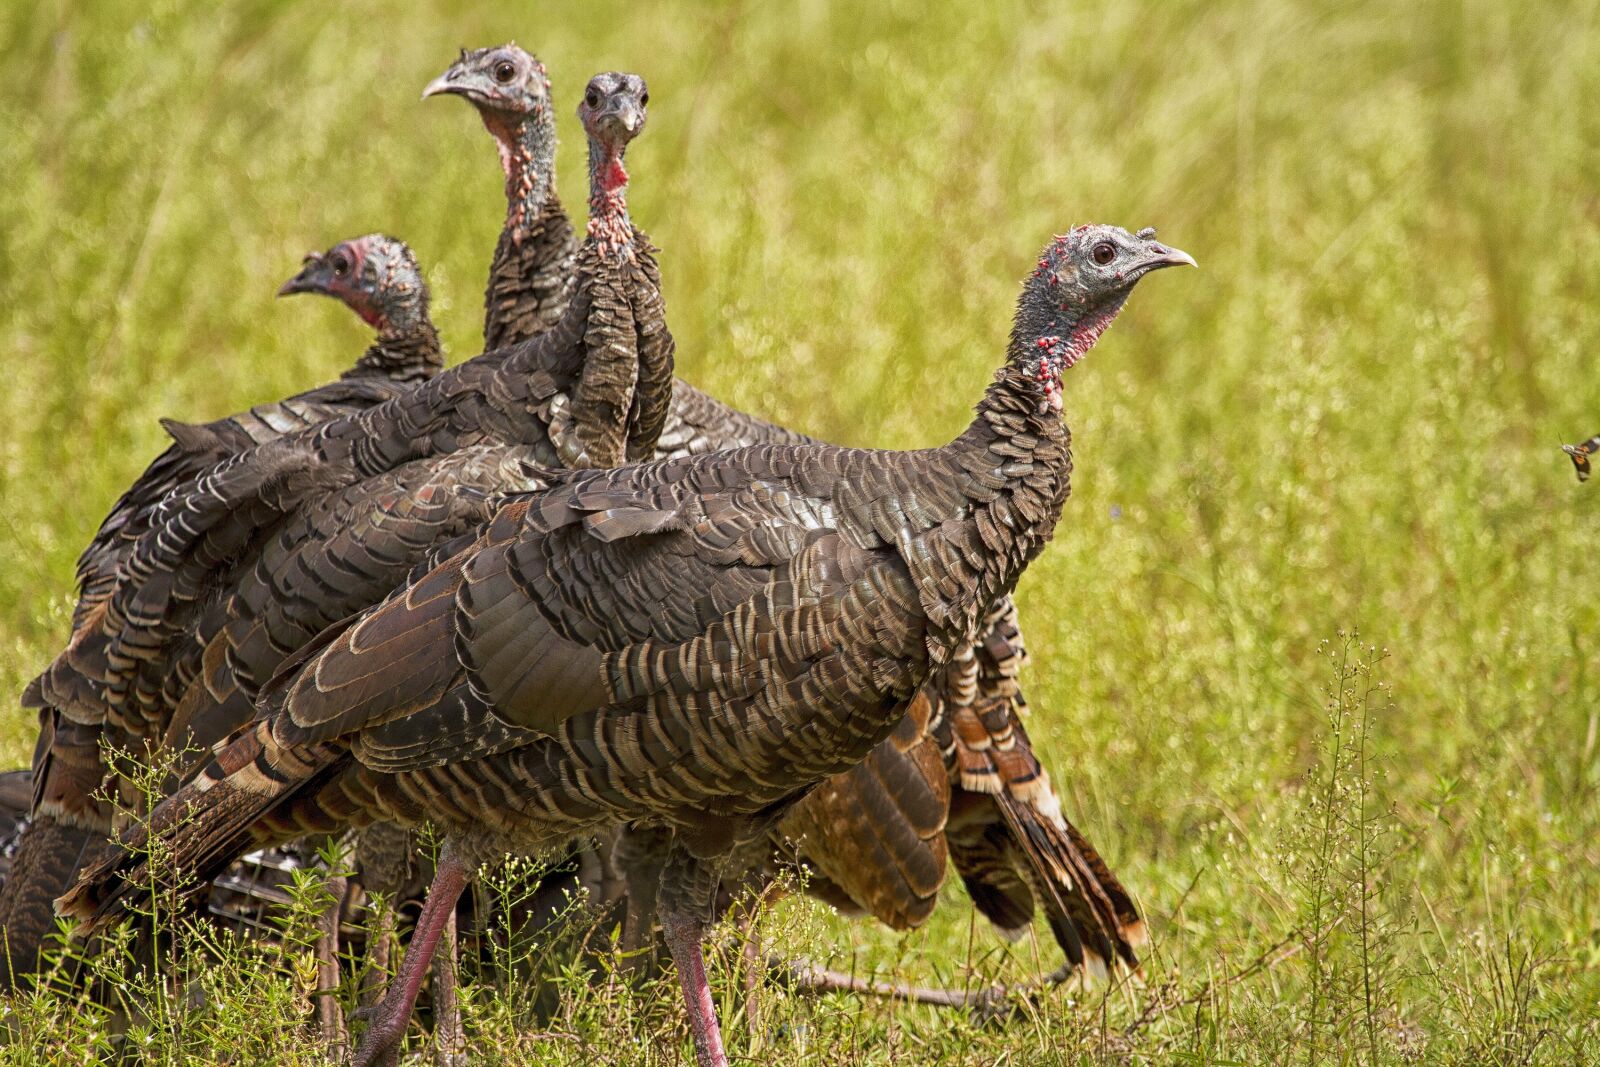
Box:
[423,43,579,349]
[66,235,445,643]
[60,226,1193,1067]
[1563,433,1599,482]
[229,48,586,1018]
[417,44,1144,978]
[151,70,660,830]
[0,234,442,982]
[32,234,442,720]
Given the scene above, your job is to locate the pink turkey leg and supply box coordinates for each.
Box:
[352,845,473,1067]
[661,906,730,1067]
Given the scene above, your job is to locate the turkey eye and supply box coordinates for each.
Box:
[494,61,516,84]
[585,88,600,108]
[1092,243,1116,265]
[330,255,350,277]
[639,90,649,106]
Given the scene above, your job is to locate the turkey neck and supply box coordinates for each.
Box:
[482,103,559,245]
[480,123,637,385]
[921,296,1127,652]
[482,99,575,352]
[586,130,633,261]
[344,311,444,384]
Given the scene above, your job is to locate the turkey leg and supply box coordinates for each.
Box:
[660,905,728,1067]
[658,844,731,1067]
[352,843,474,1067]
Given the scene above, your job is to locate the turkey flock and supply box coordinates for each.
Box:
[0,43,1195,1067]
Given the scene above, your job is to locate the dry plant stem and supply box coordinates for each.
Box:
[774,957,1036,1009]
[359,899,396,1012]
[741,923,763,1002]
[1305,639,1351,1067]
[352,847,473,1067]
[739,881,783,1043]
[1355,670,1381,1063]
[316,872,349,1050]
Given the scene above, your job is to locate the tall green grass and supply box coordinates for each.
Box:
[2,0,1598,1062]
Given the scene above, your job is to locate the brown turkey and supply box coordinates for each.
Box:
[154,68,656,793]
[184,47,593,1017]
[423,43,580,349]
[23,71,663,1048]
[60,225,1193,1067]
[1,234,442,983]
[416,44,1148,983]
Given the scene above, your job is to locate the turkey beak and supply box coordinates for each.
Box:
[422,69,471,101]
[1136,243,1197,273]
[613,99,645,135]
[277,258,329,297]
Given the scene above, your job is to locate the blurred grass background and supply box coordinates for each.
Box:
[2,0,1599,1062]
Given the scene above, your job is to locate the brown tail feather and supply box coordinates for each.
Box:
[30,714,113,833]
[950,832,1035,935]
[994,791,1144,977]
[939,687,1143,976]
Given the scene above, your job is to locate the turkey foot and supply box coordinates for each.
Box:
[772,955,1027,1011]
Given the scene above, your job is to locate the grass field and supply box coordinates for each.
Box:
[3,0,1600,1062]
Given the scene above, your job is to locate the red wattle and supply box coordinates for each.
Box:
[604,156,628,192]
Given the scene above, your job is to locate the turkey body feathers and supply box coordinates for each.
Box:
[160,447,547,758]
[484,198,579,352]
[30,378,429,725]
[53,245,666,741]
[62,426,1035,923]
[775,697,950,930]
